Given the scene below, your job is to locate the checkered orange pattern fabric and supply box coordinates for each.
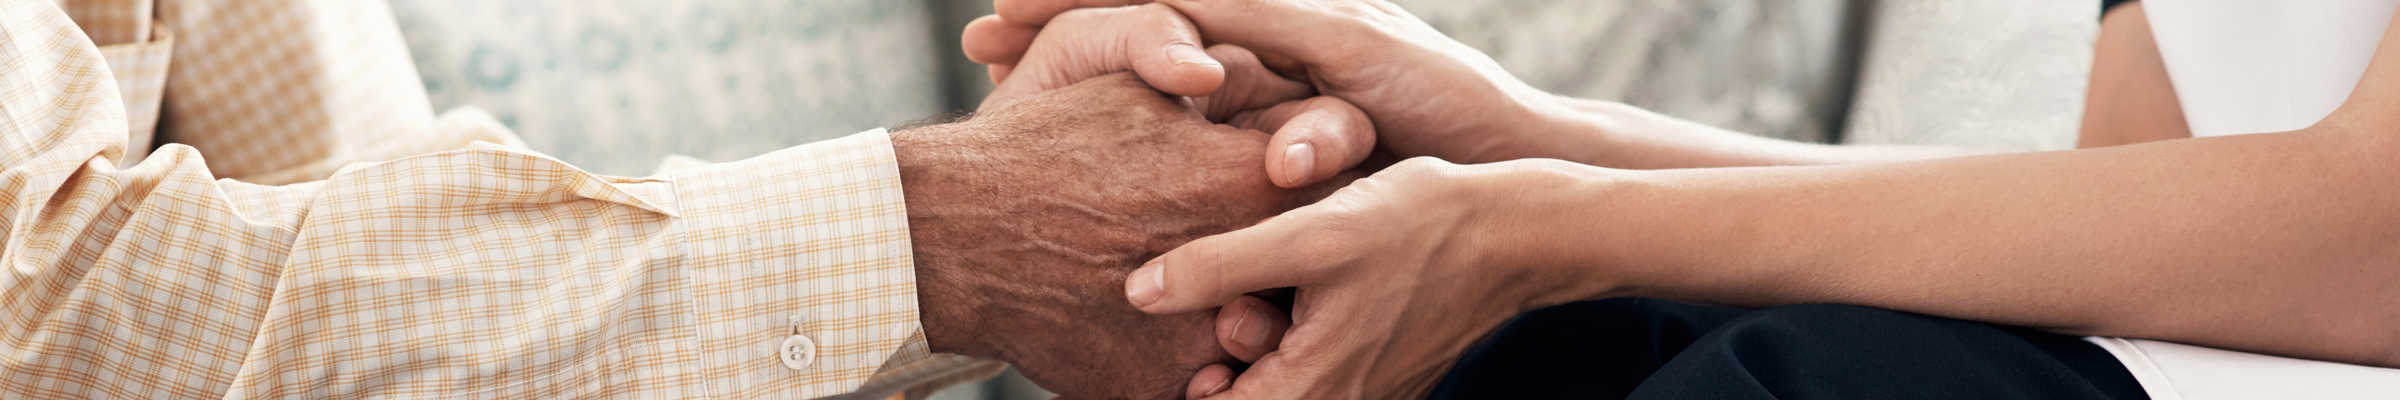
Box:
[2,0,999,398]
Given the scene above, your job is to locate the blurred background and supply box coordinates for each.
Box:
[385,0,2098,398]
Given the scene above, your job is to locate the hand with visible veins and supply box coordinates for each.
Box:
[898,72,1326,400]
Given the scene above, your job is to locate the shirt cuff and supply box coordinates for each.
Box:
[666,129,932,398]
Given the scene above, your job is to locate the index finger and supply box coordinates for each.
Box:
[1125,206,1345,314]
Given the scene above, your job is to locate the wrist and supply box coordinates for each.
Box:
[1510,92,1634,166]
[1466,159,1636,310]
[890,123,997,358]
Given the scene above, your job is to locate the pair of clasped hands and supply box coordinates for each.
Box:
[963,0,1602,398]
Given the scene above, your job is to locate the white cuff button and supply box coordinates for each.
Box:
[780,334,818,370]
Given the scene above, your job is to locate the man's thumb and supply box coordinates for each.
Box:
[1119,3,1223,97]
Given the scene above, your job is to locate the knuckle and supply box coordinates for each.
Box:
[1306,97,1375,137]
[1305,199,1379,264]
[1131,2,1182,23]
[1225,0,1276,15]
[1319,189,1376,218]
[1170,240,1231,282]
[1324,0,1379,18]
[1174,237,1224,267]
[1176,244,1253,299]
[1294,97,1355,121]
[1370,155,1476,199]
[1391,156,1454,174]
[1311,228,1370,272]
[1048,7,1100,25]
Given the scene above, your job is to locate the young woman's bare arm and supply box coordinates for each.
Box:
[1542,123,2400,367]
[1523,9,2400,367]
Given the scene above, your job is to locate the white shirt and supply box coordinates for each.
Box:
[2082,1,2400,398]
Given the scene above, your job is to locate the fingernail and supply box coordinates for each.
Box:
[1282,142,1315,186]
[1127,261,1166,307]
[1223,300,1251,347]
[1166,43,1219,66]
[1203,373,1233,396]
[1234,304,1273,352]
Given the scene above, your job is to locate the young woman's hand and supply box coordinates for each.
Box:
[1125,157,1619,399]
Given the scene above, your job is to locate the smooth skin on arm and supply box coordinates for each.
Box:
[1522,121,2400,366]
[1548,6,2400,366]
[1532,96,1983,167]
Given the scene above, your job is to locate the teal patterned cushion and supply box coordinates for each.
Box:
[391,0,947,175]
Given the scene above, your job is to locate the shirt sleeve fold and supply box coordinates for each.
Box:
[0,3,969,397]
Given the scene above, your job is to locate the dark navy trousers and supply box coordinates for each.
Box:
[1430,299,2148,400]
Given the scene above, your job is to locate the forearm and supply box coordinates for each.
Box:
[1527,96,1985,169]
[1517,126,2400,367]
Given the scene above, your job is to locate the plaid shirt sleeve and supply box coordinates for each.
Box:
[0,2,1000,398]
